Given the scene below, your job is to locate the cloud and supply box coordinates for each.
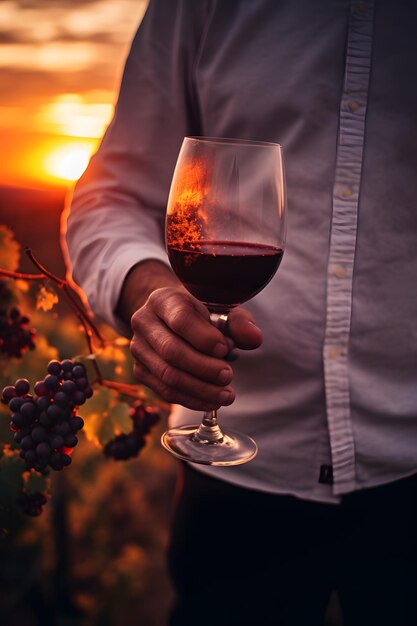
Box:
[0,0,147,47]
[0,42,106,71]
[0,0,147,138]
[0,66,120,107]
[13,0,107,7]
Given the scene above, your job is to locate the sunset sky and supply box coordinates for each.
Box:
[0,0,148,187]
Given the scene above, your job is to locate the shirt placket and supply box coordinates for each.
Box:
[323,0,375,495]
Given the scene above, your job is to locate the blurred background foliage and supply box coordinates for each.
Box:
[0,225,177,626]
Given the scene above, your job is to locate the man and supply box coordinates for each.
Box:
[64,1,417,624]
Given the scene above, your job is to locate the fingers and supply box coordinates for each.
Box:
[130,287,235,410]
[150,288,230,358]
[132,340,235,412]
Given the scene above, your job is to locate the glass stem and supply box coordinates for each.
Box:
[192,311,229,445]
[193,410,224,443]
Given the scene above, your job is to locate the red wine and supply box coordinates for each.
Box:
[167,241,283,308]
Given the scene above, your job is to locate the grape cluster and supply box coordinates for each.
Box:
[1,359,93,472]
[0,307,36,358]
[104,400,161,461]
[18,491,47,517]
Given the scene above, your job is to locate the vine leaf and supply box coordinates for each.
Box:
[83,392,132,447]
[36,284,59,311]
[0,225,20,272]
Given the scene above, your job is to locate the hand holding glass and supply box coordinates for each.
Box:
[161,137,286,466]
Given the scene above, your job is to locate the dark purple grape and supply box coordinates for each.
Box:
[18,491,47,516]
[15,379,30,396]
[20,401,37,419]
[61,454,72,467]
[75,377,88,390]
[11,413,27,429]
[49,434,64,450]
[0,307,36,358]
[72,364,85,378]
[85,387,93,399]
[14,431,24,444]
[37,396,51,411]
[24,449,37,465]
[47,404,65,421]
[61,380,76,395]
[34,381,49,396]
[73,391,86,405]
[9,396,25,412]
[104,432,145,461]
[47,360,62,376]
[44,375,59,391]
[54,391,69,407]
[105,440,125,460]
[21,436,34,451]
[32,426,48,443]
[53,421,71,436]
[64,434,78,448]
[50,452,64,471]
[69,416,84,431]
[126,433,142,454]
[36,442,51,459]
[2,386,16,403]
[61,359,74,371]
[39,412,53,427]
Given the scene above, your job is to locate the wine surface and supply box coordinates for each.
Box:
[167,240,283,308]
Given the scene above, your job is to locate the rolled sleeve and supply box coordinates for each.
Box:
[63,0,210,334]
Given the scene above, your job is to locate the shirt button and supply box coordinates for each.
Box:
[356,1,368,14]
[347,101,360,113]
[329,346,344,360]
[339,185,353,199]
[334,266,347,279]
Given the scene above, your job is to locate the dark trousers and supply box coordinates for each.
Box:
[168,465,417,626]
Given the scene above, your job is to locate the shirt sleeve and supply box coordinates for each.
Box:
[62,0,210,335]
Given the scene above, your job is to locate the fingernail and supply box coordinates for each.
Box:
[219,389,233,404]
[218,368,232,384]
[213,343,228,358]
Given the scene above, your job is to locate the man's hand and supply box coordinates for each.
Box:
[116,260,262,410]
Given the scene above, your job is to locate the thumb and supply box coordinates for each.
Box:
[227,308,263,350]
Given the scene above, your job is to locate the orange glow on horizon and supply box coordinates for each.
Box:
[43,142,94,182]
[1,92,109,188]
[36,93,114,139]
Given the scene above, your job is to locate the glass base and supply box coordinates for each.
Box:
[161,424,258,466]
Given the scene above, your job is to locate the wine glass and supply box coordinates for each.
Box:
[161,136,286,466]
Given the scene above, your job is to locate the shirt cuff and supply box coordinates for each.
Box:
[85,244,170,337]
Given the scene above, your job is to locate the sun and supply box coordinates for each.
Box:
[43,142,95,183]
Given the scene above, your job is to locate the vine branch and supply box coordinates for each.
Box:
[0,268,44,281]
[25,248,106,348]
[0,249,164,408]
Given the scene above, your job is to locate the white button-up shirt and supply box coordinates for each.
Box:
[65,0,417,503]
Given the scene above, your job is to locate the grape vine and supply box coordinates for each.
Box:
[104,400,160,461]
[0,306,36,358]
[0,231,168,518]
